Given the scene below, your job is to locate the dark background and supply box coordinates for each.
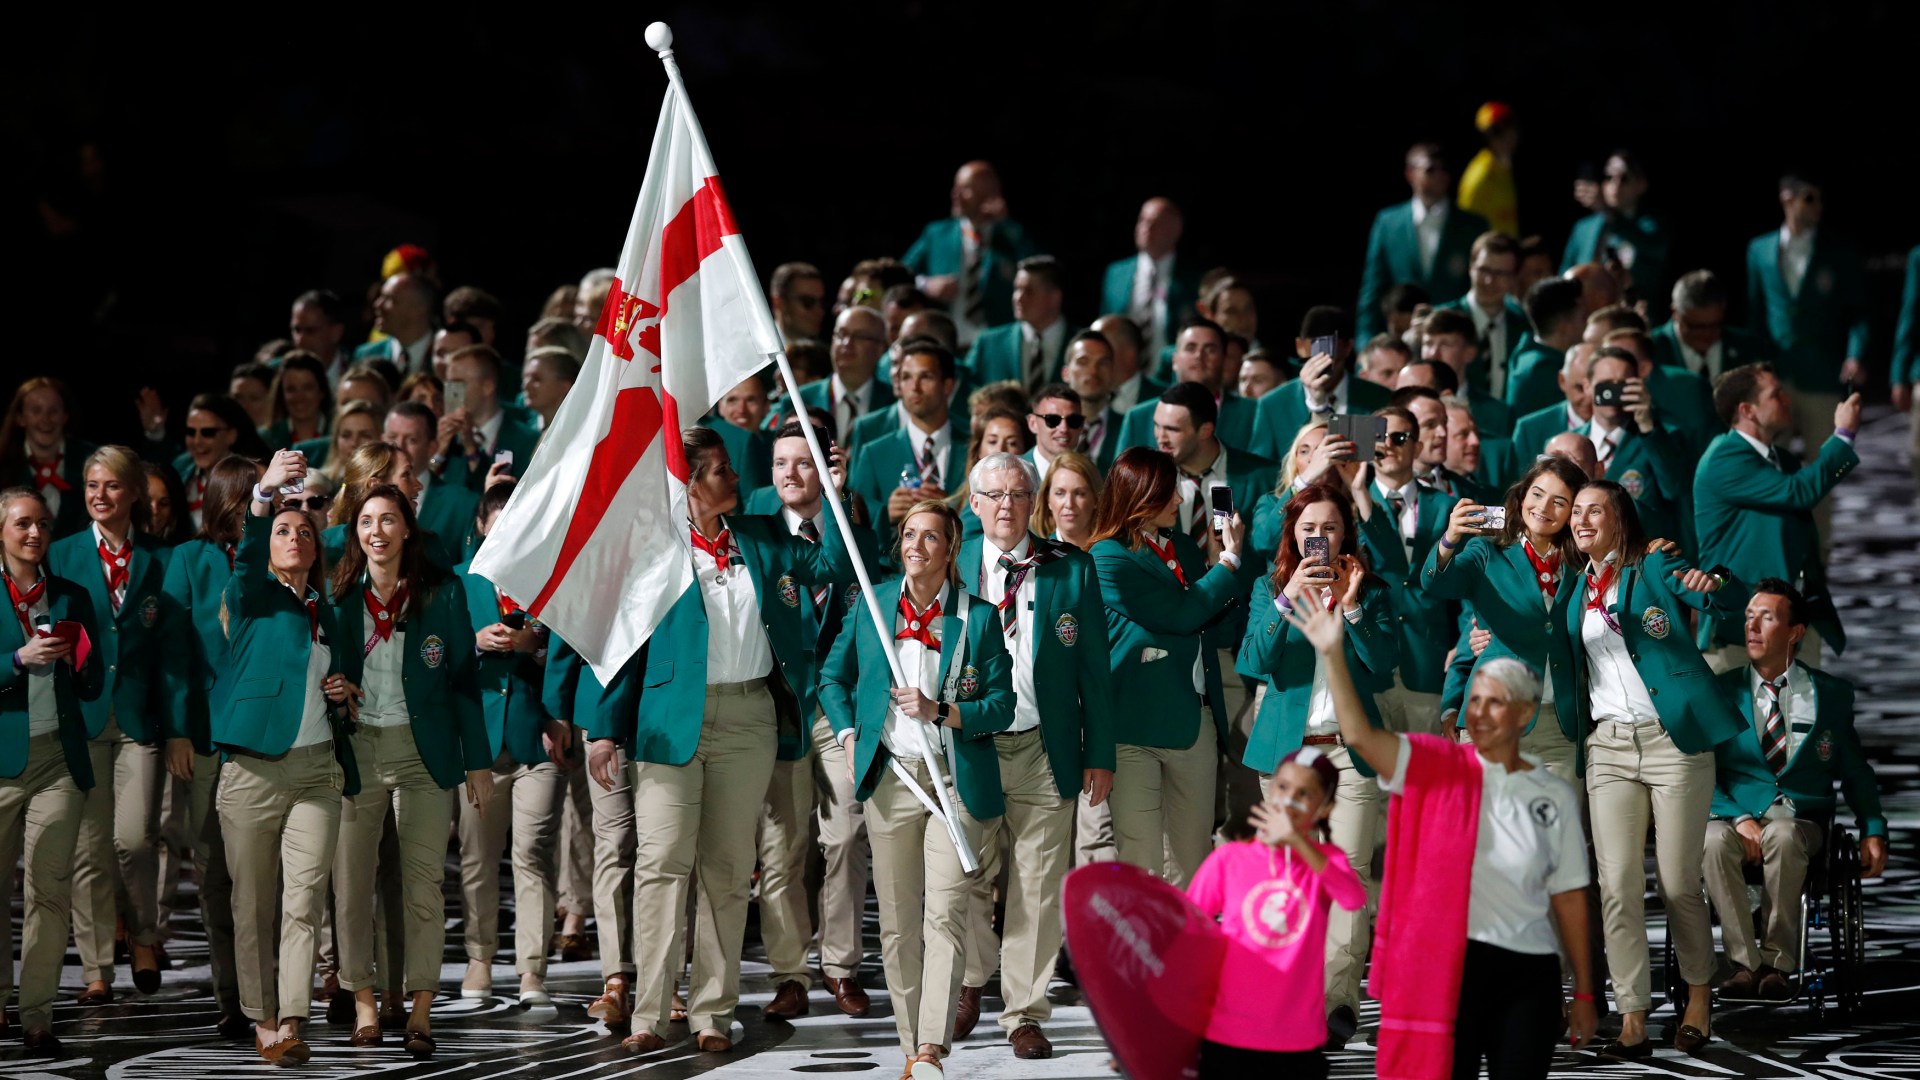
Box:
[10,2,1919,444]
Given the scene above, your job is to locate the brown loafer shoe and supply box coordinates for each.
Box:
[315,972,340,1002]
[404,1028,436,1058]
[558,933,595,963]
[77,982,114,1007]
[23,1028,63,1057]
[825,976,870,1018]
[349,1025,383,1047]
[257,1035,311,1066]
[696,1031,733,1052]
[1009,1023,1052,1059]
[952,985,983,1041]
[379,1001,407,1031]
[587,980,631,1026]
[622,1031,668,1052]
[763,979,809,1019]
[1719,963,1758,998]
[1674,1023,1711,1054]
[1757,967,1795,1000]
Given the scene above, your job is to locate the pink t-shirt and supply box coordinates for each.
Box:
[1187,838,1366,1052]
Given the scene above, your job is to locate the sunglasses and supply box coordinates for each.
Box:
[186,426,231,438]
[1374,431,1414,446]
[283,494,331,511]
[1037,413,1086,429]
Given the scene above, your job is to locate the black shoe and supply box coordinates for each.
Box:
[1598,1037,1653,1061]
[1324,1005,1357,1050]
[1720,963,1758,998]
[327,993,355,1024]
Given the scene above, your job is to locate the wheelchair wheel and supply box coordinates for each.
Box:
[1828,831,1866,1018]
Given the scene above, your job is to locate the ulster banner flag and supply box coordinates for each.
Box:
[471,60,780,684]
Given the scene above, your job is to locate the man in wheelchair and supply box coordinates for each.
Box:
[1704,579,1888,1000]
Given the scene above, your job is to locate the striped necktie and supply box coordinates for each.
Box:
[1760,675,1790,774]
[796,519,830,609]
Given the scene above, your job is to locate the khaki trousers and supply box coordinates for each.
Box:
[1072,787,1116,867]
[961,729,1071,1030]
[0,733,85,1031]
[1585,718,1715,1013]
[1518,703,1581,793]
[557,761,594,920]
[811,713,869,979]
[157,769,192,940]
[1262,745,1381,1015]
[758,750,817,988]
[869,756,988,1058]
[1112,718,1218,887]
[334,726,455,994]
[458,755,566,975]
[187,749,240,1012]
[586,730,637,980]
[1215,652,1262,834]
[219,743,343,1023]
[627,680,777,1037]
[73,718,166,981]
[1703,816,1825,973]
[1376,675,1444,738]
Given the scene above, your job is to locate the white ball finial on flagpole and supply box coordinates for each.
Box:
[645,22,674,53]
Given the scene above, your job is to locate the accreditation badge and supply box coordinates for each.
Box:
[1640,607,1671,640]
[1054,612,1079,647]
[421,634,446,669]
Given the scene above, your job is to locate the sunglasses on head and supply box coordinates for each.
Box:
[1037,413,1085,429]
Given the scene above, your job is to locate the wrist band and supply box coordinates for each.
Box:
[1836,426,1856,439]
[253,484,274,504]
[1572,992,1597,1003]
[1439,535,1457,550]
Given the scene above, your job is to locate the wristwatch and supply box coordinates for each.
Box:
[937,701,951,723]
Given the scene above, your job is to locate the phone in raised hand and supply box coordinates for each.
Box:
[1210,484,1234,533]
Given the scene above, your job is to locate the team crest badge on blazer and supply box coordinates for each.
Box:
[1054,612,1078,647]
[1817,731,1834,762]
[1619,469,1645,499]
[844,584,861,612]
[421,634,446,668]
[959,664,980,699]
[139,595,159,628]
[1640,607,1670,640]
[777,574,800,608]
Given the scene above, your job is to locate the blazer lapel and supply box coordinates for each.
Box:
[957,538,983,594]
[1032,550,1058,665]
[1782,661,1822,769]
[1759,234,1788,301]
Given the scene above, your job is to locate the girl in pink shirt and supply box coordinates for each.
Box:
[1187,747,1366,1079]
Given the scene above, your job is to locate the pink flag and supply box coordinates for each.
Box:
[471,73,780,683]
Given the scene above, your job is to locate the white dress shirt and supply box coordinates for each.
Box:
[1751,663,1815,765]
[1286,588,1365,735]
[1110,371,1147,417]
[292,607,334,749]
[884,583,950,761]
[1373,476,1421,564]
[694,522,774,685]
[1385,733,1591,955]
[1132,252,1177,354]
[1580,558,1660,726]
[1588,417,1626,472]
[1467,299,1510,395]
[16,579,57,736]
[472,408,505,458]
[904,417,955,489]
[1021,318,1068,389]
[830,374,877,444]
[983,537,1041,733]
[358,623,410,728]
[1304,373,1352,416]
[1411,198,1449,277]
[1779,227,1816,299]
[1677,338,1725,382]
[1177,446,1231,534]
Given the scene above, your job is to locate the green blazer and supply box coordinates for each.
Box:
[1101,255,1200,330]
[1509,402,1581,464]
[700,414,775,495]
[1562,211,1672,318]
[958,534,1118,798]
[1475,436,1525,491]
[1356,485,1459,693]
[1642,362,1721,469]
[1424,536,1576,739]
[47,530,172,741]
[336,571,489,789]
[963,322,1080,387]
[541,635,602,745]
[0,572,104,787]
[1356,201,1489,339]
[595,514,852,766]
[819,578,1016,818]
[442,407,543,492]
[459,563,554,768]
[848,425,970,566]
[1745,229,1871,389]
[1091,531,1255,749]
[258,417,327,453]
[159,538,236,755]
[792,377,896,446]
[1545,551,1747,775]
[1648,322,1771,380]
[1710,662,1885,838]
[1462,384,1513,439]
[1692,431,1855,652]
[212,515,359,794]
[902,217,1038,330]
[10,440,99,539]
[847,403,972,459]
[1115,393,1258,457]
[1236,577,1398,776]
[418,478,481,567]
[1892,245,1920,387]
[291,436,332,470]
[1247,377,1390,460]
[1575,421,1688,549]
[1504,343,1566,418]
[1436,294,1530,396]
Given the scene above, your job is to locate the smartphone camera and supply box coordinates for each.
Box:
[1593,381,1625,407]
[1480,506,1507,531]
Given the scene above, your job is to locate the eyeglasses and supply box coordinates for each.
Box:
[186,426,231,438]
[1036,413,1086,429]
[977,490,1034,505]
[1374,431,1414,446]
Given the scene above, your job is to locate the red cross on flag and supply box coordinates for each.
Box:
[471,51,780,683]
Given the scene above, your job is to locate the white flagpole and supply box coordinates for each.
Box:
[645,22,977,873]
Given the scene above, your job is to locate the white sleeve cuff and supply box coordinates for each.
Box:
[1217,551,1241,572]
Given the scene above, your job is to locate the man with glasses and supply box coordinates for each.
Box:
[793,307,894,448]
[954,451,1114,1059]
[771,263,827,345]
[902,161,1037,348]
[1653,270,1772,385]
[1024,384,1085,483]
[1355,405,1458,736]
[1745,174,1870,470]
[1437,232,1529,396]
[1357,143,1489,339]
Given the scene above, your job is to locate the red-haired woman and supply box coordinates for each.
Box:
[1234,482,1399,1043]
[1087,448,1255,887]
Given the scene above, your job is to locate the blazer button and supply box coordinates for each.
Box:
[1649,687,1658,697]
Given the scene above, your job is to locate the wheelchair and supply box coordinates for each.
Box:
[1663,817,1865,1019]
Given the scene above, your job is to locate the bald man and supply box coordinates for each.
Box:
[1567,262,1622,326]
[903,161,1037,347]
[1101,198,1201,357]
[1545,430,1601,479]
[355,273,437,375]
